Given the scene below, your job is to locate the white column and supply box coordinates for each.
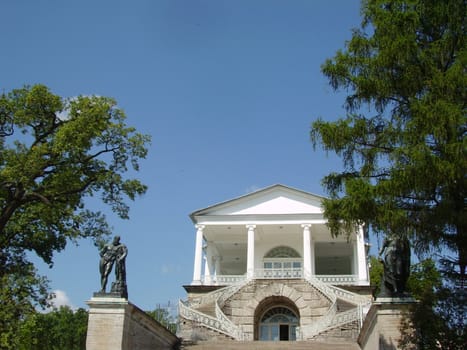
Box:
[302,224,312,278]
[356,226,368,283]
[192,224,205,285]
[246,225,256,278]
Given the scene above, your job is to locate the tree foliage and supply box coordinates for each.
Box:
[0,84,150,349]
[402,259,466,349]
[369,255,384,296]
[311,0,465,345]
[16,306,88,350]
[146,306,177,334]
[311,0,466,283]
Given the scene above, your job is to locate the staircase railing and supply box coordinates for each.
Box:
[303,270,337,304]
[214,278,250,340]
[217,278,251,307]
[179,300,242,339]
[301,271,371,339]
[215,302,245,340]
[188,276,249,308]
[180,278,250,340]
[327,284,372,306]
[298,271,338,339]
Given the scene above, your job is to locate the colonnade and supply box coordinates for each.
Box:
[191,224,317,285]
[191,223,367,285]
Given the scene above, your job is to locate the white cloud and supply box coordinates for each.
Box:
[50,289,75,310]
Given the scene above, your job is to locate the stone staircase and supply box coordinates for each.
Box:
[195,302,216,317]
[311,320,360,343]
[183,340,361,349]
[179,278,371,344]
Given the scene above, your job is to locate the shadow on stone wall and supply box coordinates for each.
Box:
[86,296,180,350]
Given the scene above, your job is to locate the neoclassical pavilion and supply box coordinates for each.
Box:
[190,184,369,287]
[179,184,372,342]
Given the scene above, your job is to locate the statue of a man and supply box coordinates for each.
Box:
[379,233,411,297]
[114,240,128,284]
[99,236,128,297]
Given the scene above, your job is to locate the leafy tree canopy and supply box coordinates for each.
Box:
[311,0,466,282]
[311,0,466,346]
[0,84,150,349]
[146,306,177,334]
[16,306,88,350]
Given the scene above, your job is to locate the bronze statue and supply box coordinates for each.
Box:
[99,236,128,298]
[379,233,411,297]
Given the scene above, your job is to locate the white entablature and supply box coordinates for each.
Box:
[189,184,369,286]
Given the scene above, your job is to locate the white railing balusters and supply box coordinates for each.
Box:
[182,271,371,340]
[202,272,366,286]
[180,278,249,340]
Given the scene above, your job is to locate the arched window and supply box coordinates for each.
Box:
[259,306,298,341]
[263,246,302,278]
[264,246,301,258]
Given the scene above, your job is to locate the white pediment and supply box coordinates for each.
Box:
[191,184,325,217]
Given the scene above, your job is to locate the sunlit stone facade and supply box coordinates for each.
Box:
[179,184,372,342]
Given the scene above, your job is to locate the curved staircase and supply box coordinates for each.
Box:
[179,277,371,344]
[179,279,249,340]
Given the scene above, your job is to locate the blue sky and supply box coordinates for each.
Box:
[1,0,367,310]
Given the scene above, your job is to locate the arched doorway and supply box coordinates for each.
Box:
[254,296,299,341]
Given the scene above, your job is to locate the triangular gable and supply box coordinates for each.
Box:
[190,184,325,218]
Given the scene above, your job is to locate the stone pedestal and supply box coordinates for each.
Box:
[86,296,130,349]
[86,295,180,350]
[358,297,417,350]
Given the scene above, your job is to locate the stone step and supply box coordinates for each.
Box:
[195,302,217,317]
[336,299,356,312]
[183,340,361,350]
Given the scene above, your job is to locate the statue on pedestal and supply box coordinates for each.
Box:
[378,233,411,297]
[99,235,128,298]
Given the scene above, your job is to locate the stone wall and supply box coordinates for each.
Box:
[222,279,332,340]
[358,298,416,350]
[178,318,234,343]
[86,296,180,350]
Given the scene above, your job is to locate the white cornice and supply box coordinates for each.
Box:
[192,213,327,226]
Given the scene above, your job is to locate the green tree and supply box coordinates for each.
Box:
[311,0,465,283]
[310,0,465,346]
[17,306,88,350]
[146,307,177,334]
[0,84,150,349]
[369,255,384,296]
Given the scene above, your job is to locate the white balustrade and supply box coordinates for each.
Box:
[327,284,372,306]
[315,275,359,284]
[255,268,303,279]
[203,271,363,285]
[184,269,370,340]
[179,299,243,340]
[181,278,249,340]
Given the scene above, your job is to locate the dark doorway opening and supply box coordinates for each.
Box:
[279,324,289,341]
